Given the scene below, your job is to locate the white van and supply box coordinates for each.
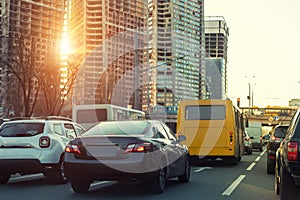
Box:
[246,121,263,151]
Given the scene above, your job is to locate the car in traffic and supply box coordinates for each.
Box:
[266,124,289,174]
[275,108,300,199]
[64,120,190,194]
[0,116,85,184]
[243,131,253,155]
[246,121,263,152]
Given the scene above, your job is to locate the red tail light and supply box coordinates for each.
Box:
[124,143,152,153]
[229,131,234,145]
[65,144,81,154]
[39,136,50,148]
[287,142,298,161]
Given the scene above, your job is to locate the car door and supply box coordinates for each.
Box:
[161,122,186,174]
[155,122,182,176]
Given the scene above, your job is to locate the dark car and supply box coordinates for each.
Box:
[275,109,300,199]
[266,124,289,174]
[64,120,190,194]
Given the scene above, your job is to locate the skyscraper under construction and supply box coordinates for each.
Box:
[0,0,65,117]
[67,0,148,109]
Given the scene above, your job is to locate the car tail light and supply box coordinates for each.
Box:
[65,144,81,154]
[287,142,298,161]
[124,143,152,153]
[39,136,50,148]
[271,136,276,141]
[229,131,233,145]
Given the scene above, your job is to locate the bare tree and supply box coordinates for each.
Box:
[1,32,81,117]
[4,34,41,117]
[36,56,81,116]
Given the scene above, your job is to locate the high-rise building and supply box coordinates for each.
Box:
[67,0,148,110]
[0,0,65,117]
[145,0,205,114]
[205,16,229,99]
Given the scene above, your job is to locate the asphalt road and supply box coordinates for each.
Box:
[0,147,279,200]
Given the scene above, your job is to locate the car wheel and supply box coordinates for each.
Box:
[46,159,68,184]
[178,157,190,183]
[275,166,280,195]
[279,166,297,200]
[151,167,166,194]
[71,179,91,193]
[0,173,10,184]
[267,157,275,174]
[248,148,252,155]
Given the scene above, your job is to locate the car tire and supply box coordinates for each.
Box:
[71,179,91,193]
[275,167,280,195]
[45,158,68,184]
[267,157,275,174]
[151,167,166,194]
[279,166,297,200]
[0,173,10,184]
[267,162,275,174]
[178,156,190,183]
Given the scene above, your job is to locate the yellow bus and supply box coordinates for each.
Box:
[176,99,248,164]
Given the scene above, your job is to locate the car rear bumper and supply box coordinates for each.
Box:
[64,153,164,181]
[252,142,262,149]
[64,162,157,181]
[0,159,44,174]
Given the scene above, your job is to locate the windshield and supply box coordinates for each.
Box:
[0,123,45,137]
[83,121,149,136]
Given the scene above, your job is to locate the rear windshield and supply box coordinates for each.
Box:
[83,121,148,136]
[0,123,45,137]
[274,126,288,138]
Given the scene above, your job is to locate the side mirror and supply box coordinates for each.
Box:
[177,135,186,142]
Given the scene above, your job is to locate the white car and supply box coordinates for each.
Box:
[0,116,85,184]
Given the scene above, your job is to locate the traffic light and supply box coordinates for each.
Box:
[237,98,240,107]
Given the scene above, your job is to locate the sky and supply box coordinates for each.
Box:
[204,0,300,107]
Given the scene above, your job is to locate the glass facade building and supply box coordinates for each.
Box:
[145,0,205,113]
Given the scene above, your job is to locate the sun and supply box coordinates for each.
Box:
[60,32,71,58]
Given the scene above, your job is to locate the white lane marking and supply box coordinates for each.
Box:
[222,175,246,196]
[255,156,261,162]
[10,173,44,181]
[260,149,266,156]
[194,167,213,173]
[246,162,256,171]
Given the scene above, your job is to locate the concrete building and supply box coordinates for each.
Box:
[205,16,229,99]
[0,0,65,117]
[145,0,205,114]
[67,0,148,110]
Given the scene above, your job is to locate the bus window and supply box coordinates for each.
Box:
[76,109,107,123]
[185,105,226,120]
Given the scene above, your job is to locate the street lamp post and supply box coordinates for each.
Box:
[245,75,255,115]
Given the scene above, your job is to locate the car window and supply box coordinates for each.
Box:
[161,123,177,141]
[84,121,148,136]
[53,123,64,136]
[64,123,77,139]
[75,124,85,135]
[274,126,288,138]
[0,123,44,137]
[155,123,169,139]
